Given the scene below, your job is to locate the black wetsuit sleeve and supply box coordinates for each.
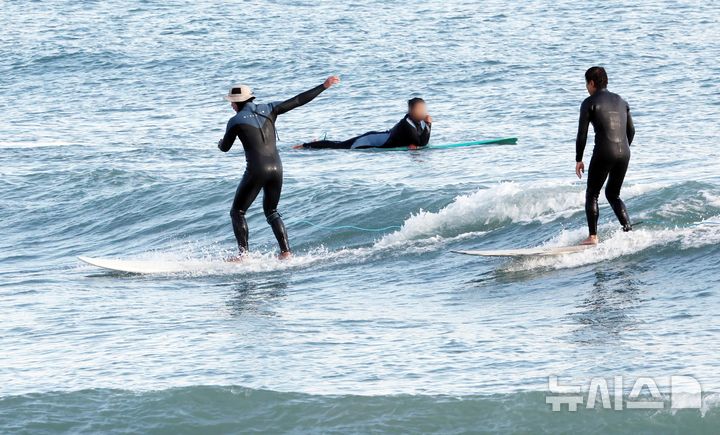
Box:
[272,84,326,116]
[575,99,591,162]
[218,119,236,152]
[419,123,431,147]
[626,103,635,146]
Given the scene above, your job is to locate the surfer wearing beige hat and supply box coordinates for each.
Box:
[218,75,341,261]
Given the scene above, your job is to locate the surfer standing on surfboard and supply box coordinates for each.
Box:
[218,76,341,261]
[296,98,432,150]
[575,66,635,245]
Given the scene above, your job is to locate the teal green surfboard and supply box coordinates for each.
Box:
[358,137,517,151]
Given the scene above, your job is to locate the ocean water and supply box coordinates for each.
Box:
[1,0,719,433]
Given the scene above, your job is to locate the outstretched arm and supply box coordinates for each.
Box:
[272,75,340,115]
[626,104,635,146]
[218,120,236,152]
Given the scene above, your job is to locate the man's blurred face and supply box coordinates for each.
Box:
[409,102,427,122]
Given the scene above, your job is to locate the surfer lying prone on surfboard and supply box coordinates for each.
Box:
[296,97,432,150]
[218,75,341,261]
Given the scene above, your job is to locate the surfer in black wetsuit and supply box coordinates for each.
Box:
[575,66,635,245]
[297,97,432,150]
[218,75,340,260]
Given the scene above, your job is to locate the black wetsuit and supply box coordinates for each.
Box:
[218,84,326,253]
[302,114,431,149]
[576,88,635,236]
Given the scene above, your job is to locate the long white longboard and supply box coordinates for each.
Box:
[452,245,592,258]
[78,256,191,274]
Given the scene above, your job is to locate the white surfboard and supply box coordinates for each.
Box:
[78,256,192,274]
[452,245,592,258]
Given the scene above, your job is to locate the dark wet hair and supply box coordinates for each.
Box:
[585,66,608,89]
[232,97,255,111]
[408,97,425,110]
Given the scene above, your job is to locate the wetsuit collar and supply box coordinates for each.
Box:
[405,115,427,131]
[240,102,256,112]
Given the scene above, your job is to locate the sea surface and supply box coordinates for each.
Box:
[1,0,719,433]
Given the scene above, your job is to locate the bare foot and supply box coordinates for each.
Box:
[278,251,293,260]
[225,254,246,263]
[292,144,304,150]
[580,235,599,246]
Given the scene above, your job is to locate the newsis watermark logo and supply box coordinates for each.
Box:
[546,375,702,411]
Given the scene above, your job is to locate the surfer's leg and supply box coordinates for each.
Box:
[230,173,263,253]
[262,174,290,255]
[349,131,390,149]
[605,156,632,231]
[301,138,355,149]
[302,132,383,149]
[228,209,250,255]
[585,156,610,237]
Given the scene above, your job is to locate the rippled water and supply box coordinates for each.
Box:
[1,0,719,432]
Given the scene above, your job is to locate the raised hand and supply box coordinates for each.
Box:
[323,75,340,89]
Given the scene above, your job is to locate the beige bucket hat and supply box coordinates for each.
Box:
[224,84,254,103]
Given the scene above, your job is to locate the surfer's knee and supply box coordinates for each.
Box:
[266,210,282,224]
[585,189,600,202]
[230,208,246,221]
[604,188,620,202]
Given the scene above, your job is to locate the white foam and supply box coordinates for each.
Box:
[79,228,490,276]
[701,190,720,209]
[506,218,720,271]
[377,181,664,246]
[132,245,333,275]
[78,181,703,276]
